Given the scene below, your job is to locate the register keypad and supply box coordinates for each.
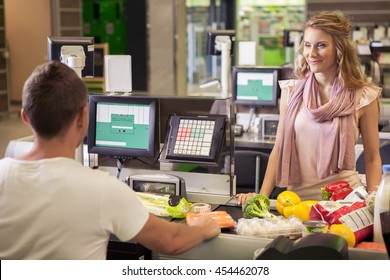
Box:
[173,119,215,156]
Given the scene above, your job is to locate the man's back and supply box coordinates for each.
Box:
[0,157,149,259]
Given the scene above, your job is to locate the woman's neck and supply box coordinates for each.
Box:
[314,72,337,104]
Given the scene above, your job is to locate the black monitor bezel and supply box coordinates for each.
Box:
[87,94,158,159]
[283,29,303,47]
[206,29,236,56]
[231,66,281,107]
[47,36,95,78]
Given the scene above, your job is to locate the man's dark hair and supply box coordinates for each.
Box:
[22,60,88,138]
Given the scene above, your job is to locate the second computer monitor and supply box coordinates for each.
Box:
[87,95,157,159]
[231,66,281,107]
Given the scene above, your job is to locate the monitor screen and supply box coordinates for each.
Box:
[231,66,281,107]
[47,36,94,78]
[87,95,157,159]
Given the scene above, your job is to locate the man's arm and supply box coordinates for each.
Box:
[131,214,221,255]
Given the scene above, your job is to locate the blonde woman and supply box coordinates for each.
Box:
[237,11,382,204]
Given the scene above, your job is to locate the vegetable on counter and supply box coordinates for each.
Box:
[284,200,319,221]
[135,192,192,218]
[243,194,276,219]
[365,191,376,214]
[276,191,318,221]
[276,190,301,216]
[328,223,356,247]
[321,180,353,201]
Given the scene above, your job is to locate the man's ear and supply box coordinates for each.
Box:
[77,105,88,127]
[21,108,31,126]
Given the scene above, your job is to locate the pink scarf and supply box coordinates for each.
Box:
[276,73,356,187]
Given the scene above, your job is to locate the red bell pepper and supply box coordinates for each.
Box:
[321,181,353,201]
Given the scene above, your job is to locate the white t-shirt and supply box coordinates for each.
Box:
[0,157,149,259]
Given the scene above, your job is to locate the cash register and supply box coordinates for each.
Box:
[126,173,187,198]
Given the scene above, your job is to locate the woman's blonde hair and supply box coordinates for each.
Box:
[294,10,367,89]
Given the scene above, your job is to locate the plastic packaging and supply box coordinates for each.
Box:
[236,216,302,239]
[190,203,211,214]
[135,192,191,218]
[373,164,390,244]
[310,200,373,244]
[186,211,236,229]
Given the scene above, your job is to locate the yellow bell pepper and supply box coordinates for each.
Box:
[288,200,318,221]
[328,224,356,247]
[276,191,318,220]
[276,190,301,216]
[282,205,295,218]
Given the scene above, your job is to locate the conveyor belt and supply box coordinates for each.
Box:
[214,204,243,221]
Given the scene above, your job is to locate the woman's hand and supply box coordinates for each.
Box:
[235,192,256,205]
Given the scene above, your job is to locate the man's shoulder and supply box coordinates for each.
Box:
[57,158,112,178]
[0,157,20,168]
[0,157,12,173]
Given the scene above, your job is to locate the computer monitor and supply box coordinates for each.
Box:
[206,29,235,56]
[87,95,157,159]
[231,66,281,107]
[283,29,303,47]
[47,36,94,78]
